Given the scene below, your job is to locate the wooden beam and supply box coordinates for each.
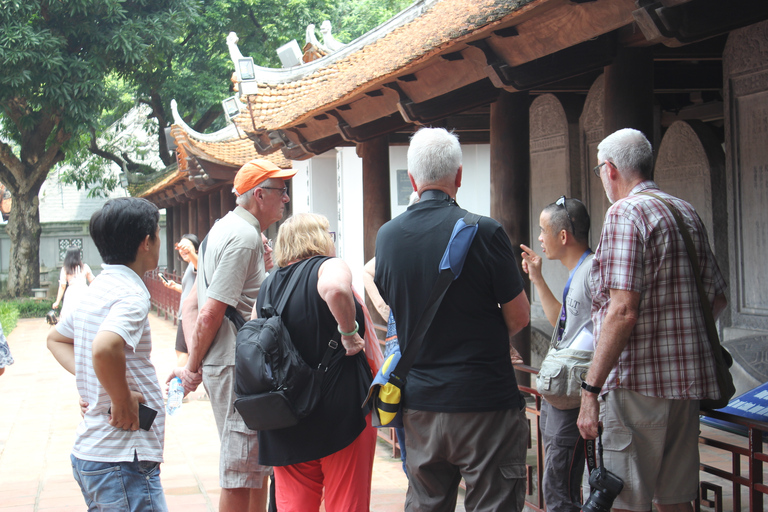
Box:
[633,0,768,46]
[384,79,500,124]
[469,34,615,91]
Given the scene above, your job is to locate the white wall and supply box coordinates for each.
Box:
[388,144,491,216]
[287,143,492,299]
[337,147,365,296]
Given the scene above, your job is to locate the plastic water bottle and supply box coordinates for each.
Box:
[167,377,184,416]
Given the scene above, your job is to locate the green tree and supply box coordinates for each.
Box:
[62,0,414,191]
[0,0,197,297]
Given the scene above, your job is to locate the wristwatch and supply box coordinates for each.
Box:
[581,379,602,394]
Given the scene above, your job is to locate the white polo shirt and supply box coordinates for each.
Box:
[57,264,165,463]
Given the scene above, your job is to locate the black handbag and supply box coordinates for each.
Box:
[234,259,339,431]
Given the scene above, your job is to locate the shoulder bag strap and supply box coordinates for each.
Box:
[637,192,725,366]
[389,213,481,387]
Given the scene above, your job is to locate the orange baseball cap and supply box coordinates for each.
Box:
[233,159,297,195]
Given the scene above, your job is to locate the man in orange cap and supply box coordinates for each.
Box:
[173,158,296,512]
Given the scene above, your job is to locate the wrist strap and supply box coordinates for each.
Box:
[581,380,601,394]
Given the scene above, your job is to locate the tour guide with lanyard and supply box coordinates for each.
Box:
[555,249,592,344]
[364,208,482,428]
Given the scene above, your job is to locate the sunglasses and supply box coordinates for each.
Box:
[556,195,576,235]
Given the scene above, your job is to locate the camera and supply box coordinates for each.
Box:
[581,466,624,512]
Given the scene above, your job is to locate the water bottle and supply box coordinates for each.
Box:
[167,377,184,416]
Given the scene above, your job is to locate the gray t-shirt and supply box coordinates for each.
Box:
[552,252,594,350]
[197,206,265,366]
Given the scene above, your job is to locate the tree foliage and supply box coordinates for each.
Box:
[0,0,412,296]
[57,0,414,192]
[0,0,198,297]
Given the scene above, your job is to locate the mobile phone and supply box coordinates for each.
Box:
[107,403,158,431]
[158,273,169,284]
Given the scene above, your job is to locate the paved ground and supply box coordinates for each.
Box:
[0,315,448,512]
[0,314,758,511]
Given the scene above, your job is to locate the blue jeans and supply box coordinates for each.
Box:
[71,453,168,512]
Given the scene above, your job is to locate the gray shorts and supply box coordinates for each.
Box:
[403,408,529,512]
[583,388,699,510]
[203,364,272,489]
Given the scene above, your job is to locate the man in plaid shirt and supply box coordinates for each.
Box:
[577,128,728,512]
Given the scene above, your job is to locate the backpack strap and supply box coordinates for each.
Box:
[262,257,340,371]
[389,212,481,388]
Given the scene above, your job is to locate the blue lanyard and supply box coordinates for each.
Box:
[557,250,592,341]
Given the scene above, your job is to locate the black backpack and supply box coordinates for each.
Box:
[233,259,339,431]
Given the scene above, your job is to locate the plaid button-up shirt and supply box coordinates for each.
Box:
[590,181,727,400]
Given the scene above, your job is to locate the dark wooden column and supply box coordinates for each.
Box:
[172,205,182,248]
[197,195,210,238]
[221,188,236,217]
[361,136,391,325]
[490,90,531,385]
[165,207,175,274]
[604,47,655,146]
[178,203,189,239]
[209,189,221,229]
[187,199,197,235]
[361,136,391,263]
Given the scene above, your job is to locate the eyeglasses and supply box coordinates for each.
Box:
[593,161,607,177]
[260,186,288,196]
[555,195,576,235]
[264,239,273,249]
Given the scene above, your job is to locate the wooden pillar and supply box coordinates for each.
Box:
[178,203,189,239]
[165,206,175,274]
[604,47,655,146]
[197,195,210,238]
[208,189,221,229]
[490,90,531,385]
[361,136,391,325]
[187,199,197,236]
[221,187,236,217]
[362,136,391,263]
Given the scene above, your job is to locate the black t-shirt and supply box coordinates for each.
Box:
[255,256,371,466]
[375,190,525,412]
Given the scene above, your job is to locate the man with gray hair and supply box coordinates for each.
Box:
[375,127,531,511]
[173,158,295,512]
[578,128,727,512]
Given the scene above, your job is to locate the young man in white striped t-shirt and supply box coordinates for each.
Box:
[48,197,167,511]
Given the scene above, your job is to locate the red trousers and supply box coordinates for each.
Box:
[274,415,376,512]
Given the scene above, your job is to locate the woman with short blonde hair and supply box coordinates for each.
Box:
[273,212,335,268]
[254,212,376,512]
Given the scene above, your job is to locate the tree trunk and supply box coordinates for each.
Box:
[0,106,66,298]
[5,190,41,297]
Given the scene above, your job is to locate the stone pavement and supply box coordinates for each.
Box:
[0,314,757,511]
[0,314,460,512]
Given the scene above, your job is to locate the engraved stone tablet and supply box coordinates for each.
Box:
[530,94,570,307]
[580,75,610,249]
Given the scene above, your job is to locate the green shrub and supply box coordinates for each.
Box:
[0,302,20,334]
[15,298,54,318]
[0,299,54,335]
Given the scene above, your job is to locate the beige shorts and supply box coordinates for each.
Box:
[203,364,272,489]
[583,388,699,511]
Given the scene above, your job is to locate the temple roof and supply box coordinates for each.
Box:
[234,0,538,133]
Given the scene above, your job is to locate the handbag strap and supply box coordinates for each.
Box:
[389,212,481,387]
[637,192,724,366]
